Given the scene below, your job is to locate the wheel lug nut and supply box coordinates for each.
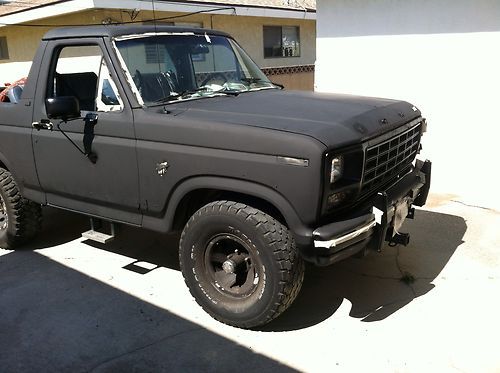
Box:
[222,259,236,274]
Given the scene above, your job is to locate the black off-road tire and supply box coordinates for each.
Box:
[0,168,42,249]
[179,200,305,328]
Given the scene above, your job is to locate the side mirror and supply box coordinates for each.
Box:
[46,96,80,121]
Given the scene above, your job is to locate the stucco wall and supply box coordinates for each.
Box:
[210,13,315,68]
[0,9,315,85]
[315,0,500,209]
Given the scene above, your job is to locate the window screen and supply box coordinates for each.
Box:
[263,26,300,58]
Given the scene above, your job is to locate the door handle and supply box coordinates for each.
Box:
[32,119,53,131]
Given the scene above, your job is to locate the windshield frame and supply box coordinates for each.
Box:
[112,32,279,107]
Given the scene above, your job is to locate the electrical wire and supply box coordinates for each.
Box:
[0,6,236,27]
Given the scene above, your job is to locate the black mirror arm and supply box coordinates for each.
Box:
[56,120,86,157]
[56,117,98,164]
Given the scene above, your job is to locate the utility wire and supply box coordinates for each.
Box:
[0,6,236,27]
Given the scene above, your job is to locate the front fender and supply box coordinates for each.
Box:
[0,150,13,173]
[141,176,313,245]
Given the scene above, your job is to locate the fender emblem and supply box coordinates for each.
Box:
[156,161,169,176]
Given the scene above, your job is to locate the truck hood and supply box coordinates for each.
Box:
[167,89,422,148]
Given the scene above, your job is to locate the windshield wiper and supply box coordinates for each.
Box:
[216,89,240,96]
[182,87,241,97]
[240,77,262,84]
[178,87,240,98]
[152,87,239,105]
[153,93,182,104]
[153,87,207,103]
[240,77,283,90]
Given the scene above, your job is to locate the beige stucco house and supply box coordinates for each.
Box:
[0,0,316,90]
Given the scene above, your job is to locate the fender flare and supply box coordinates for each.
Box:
[0,150,13,172]
[143,176,312,242]
[0,150,45,204]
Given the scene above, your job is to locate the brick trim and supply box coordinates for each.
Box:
[261,64,315,76]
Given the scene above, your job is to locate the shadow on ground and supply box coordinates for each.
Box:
[13,206,466,333]
[263,209,467,331]
[20,207,89,249]
[0,250,294,372]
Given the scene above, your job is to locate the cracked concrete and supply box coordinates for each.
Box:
[88,327,203,373]
[1,193,499,372]
[450,200,495,212]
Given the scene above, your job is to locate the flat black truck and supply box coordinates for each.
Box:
[0,25,431,328]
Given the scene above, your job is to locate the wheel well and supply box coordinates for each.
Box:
[0,160,7,171]
[172,188,288,231]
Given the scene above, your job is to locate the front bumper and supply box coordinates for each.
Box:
[301,159,431,266]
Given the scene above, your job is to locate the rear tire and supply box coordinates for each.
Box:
[0,168,42,249]
[179,200,304,328]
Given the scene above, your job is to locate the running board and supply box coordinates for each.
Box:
[82,218,116,244]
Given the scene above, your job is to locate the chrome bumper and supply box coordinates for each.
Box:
[303,159,431,266]
[314,218,376,249]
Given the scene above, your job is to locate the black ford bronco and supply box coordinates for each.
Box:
[0,26,431,328]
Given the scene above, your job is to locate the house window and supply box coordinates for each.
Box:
[263,26,300,58]
[0,37,9,60]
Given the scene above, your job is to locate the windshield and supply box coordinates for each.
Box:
[115,33,277,105]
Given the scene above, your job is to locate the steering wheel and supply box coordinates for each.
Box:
[200,72,228,87]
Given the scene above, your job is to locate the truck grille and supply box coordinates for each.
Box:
[361,123,422,195]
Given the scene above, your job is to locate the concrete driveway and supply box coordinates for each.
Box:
[1,194,499,372]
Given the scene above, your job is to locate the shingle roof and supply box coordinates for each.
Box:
[182,0,316,10]
[0,0,316,17]
[0,0,61,17]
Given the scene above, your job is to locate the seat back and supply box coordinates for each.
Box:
[56,72,98,111]
[139,73,171,102]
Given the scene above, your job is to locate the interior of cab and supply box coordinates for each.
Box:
[49,45,122,113]
[133,71,178,102]
[55,72,98,111]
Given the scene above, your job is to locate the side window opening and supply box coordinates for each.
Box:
[50,45,123,113]
[97,58,123,112]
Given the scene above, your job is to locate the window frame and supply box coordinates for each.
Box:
[263,25,301,59]
[47,43,124,113]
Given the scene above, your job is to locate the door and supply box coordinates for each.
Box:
[32,40,141,224]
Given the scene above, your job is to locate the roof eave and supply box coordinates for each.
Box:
[0,0,316,28]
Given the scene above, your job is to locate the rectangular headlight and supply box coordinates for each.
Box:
[330,156,344,184]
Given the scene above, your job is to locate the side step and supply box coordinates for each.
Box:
[82,218,117,244]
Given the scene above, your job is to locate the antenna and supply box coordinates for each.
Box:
[151,0,158,32]
[151,0,162,77]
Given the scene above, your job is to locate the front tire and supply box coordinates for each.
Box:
[179,200,304,328]
[0,168,42,249]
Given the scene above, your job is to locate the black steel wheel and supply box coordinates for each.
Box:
[0,168,42,249]
[179,200,304,328]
